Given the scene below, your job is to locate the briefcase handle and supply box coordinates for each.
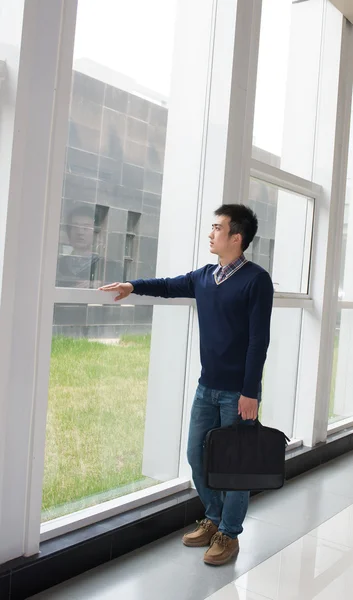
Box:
[229,419,291,444]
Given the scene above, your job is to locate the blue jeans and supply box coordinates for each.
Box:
[187,384,259,539]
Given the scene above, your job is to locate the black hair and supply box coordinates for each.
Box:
[214,203,258,251]
[66,205,95,235]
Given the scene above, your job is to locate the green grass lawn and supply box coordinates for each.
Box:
[42,335,153,521]
[43,331,341,521]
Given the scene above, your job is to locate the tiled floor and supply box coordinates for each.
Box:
[207,506,353,599]
[29,452,353,600]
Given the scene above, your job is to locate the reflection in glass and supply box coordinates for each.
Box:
[57,204,107,288]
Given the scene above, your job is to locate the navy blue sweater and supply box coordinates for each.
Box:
[130,262,273,398]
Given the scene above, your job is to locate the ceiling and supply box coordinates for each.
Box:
[329,0,353,24]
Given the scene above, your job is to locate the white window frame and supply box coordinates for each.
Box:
[1,0,353,562]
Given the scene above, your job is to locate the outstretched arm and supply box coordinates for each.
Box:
[99,272,195,301]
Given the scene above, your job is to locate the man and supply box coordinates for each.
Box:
[100,204,273,566]
[57,205,101,288]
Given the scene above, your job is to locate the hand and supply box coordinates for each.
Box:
[238,395,258,421]
[98,282,134,302]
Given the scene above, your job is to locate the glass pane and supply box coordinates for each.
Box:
[44,304,188,521]
[246,179,313,294]
[252,0,340,180]
[44,0,188,523]
[261,308,302,439]
[55,0,177,291]
[253,0,292,164]
[330,309,353,424]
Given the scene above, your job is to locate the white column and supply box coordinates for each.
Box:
[0,0,77,562]
[0,0,26,565]
[334,179,353,416]
[0,3,25,294]
[142,0,263,481]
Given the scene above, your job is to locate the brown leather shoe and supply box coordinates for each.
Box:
[204,532,239,565]
[182,519,218,547]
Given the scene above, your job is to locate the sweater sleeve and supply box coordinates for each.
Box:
[128,272,195,299]
[242,271,274,399]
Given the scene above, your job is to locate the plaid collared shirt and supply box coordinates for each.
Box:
[213,254,248,285]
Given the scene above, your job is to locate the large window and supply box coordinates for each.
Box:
[43,0,184,523]
[44,304,189,521]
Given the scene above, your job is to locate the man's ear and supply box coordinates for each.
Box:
[232,232,242,246]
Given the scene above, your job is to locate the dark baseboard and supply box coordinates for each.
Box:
[1,428,353,600]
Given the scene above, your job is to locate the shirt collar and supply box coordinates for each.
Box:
[214,254,246,273]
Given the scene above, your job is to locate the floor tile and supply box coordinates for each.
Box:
[312,562,353,598]
[247,480,352,536]
[289,453,353,499]
[27,586,77,600]
[308,504,353,548]
[34,552,223,600]
[27,520,298,600]
[206,583,273,599]
[234,535,353,600]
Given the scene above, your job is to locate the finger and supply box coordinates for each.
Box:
[99,283,115,289]
[114,295,122,302]
[103,281,121,290]
[100,282,120,290]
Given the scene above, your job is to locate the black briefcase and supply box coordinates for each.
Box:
[204,421,289,492]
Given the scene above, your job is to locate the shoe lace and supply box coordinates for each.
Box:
[196,519,213,532]
[210,532,229,547]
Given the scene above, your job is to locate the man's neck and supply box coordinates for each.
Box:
[219,253,243,267]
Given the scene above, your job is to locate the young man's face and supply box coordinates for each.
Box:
[68,215,95,254]
[209,215,242,258]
